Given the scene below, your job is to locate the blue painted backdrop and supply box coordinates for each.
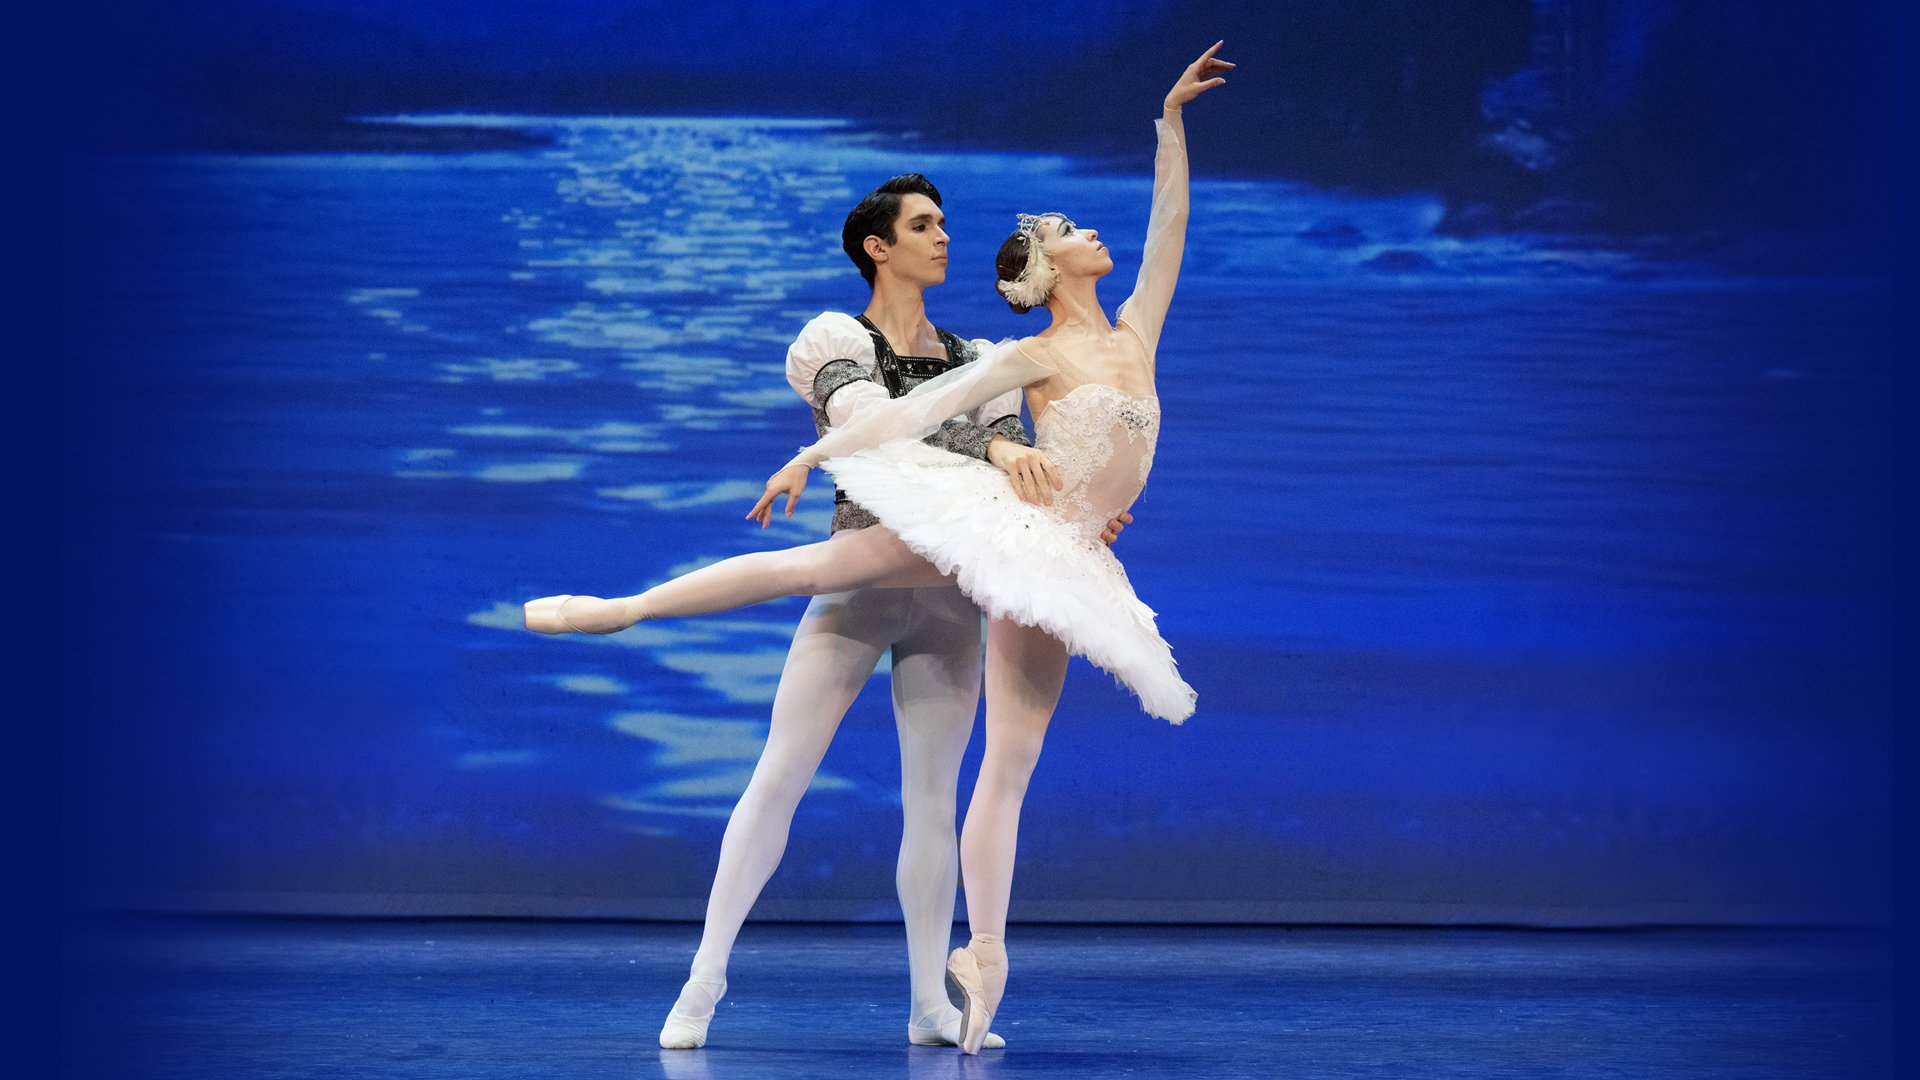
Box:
[58,1,1896,924]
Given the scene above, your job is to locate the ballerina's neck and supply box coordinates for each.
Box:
[1027,329,1157,423]
[1040,278,1106,330]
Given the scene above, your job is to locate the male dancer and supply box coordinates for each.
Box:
[658,174,1129,1049]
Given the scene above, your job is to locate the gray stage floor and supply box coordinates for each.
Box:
[61,918,1894,1079]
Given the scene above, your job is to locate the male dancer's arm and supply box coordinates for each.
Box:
[784,340,1055,471]
[782,324,1131,542]
[786,314,1055,505]
[787,313,1018,453]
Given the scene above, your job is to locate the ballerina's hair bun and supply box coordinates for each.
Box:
[994,212,1063,314]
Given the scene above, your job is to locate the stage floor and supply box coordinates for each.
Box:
[62,918,1893,1079]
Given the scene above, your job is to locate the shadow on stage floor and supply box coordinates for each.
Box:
[61,917,1893,1079]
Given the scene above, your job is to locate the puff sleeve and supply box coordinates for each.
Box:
[785,312,888,425]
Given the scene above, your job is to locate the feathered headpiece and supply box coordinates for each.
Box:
[996,212,1073,309]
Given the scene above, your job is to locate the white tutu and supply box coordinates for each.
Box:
[824,440,1196,724]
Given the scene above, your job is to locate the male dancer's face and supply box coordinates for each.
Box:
[877,193,950,289]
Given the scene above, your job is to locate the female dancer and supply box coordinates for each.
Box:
[528,42,1230,1052]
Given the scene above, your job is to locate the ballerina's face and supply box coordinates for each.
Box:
[1034,214,1113,280]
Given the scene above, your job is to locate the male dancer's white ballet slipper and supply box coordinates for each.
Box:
[907,1006,1006,1049]
[523,594,637,635]
[945,937,1007,1055]
[658,976,727,1050]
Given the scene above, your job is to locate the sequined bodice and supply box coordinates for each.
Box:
[1033,383,1160,543]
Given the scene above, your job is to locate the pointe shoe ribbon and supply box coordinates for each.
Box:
[945,946,1006,1055]
[659,976,727,1050]
[524,595,634,635]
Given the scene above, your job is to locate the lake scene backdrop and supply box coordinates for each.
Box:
[58,1,1896,925]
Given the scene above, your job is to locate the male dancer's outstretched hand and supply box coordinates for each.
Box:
[1100,511,1134,547]
[1165,40,1233,110]
[748,463,812,527]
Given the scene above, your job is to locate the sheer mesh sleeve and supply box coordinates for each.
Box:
[964,337,1031,446]
[789,341,1056,468]
[822,373,890,428]
[1114,108,1188,361]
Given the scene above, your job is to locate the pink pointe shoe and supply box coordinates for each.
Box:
[523,595,637,635]
[945,941,1007,1055]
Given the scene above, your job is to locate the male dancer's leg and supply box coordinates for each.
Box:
[889,587,987,1044]
[950,616,1068,1050]
[666,587,911,1040]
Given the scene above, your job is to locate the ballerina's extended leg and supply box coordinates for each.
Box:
[524,526,947,634]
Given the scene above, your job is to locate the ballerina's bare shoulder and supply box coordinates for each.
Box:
[1021,321,1158,423]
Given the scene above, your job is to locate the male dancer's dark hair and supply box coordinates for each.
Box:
[841,173,943,287]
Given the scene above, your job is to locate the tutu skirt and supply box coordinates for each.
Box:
[825,441,1196,723]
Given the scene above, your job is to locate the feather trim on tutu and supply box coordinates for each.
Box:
[824,443,1196,724]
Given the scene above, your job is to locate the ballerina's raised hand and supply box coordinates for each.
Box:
[1166,39,1233,110]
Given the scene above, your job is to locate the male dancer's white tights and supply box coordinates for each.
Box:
[642,528,1067,1030]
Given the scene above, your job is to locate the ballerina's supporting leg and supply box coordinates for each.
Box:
[526,526,949,633]
[948,616,1069,1054]
[662,589,902,1048]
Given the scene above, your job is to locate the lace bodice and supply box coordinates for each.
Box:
[1035,384,1160,544]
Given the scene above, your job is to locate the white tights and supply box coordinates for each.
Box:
[964,617,1067,941]
[625,526,951,622]
[637,529,1066,1020]
[665,543,979,1023]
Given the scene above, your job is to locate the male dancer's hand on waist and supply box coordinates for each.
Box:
[986,435,1063,507]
